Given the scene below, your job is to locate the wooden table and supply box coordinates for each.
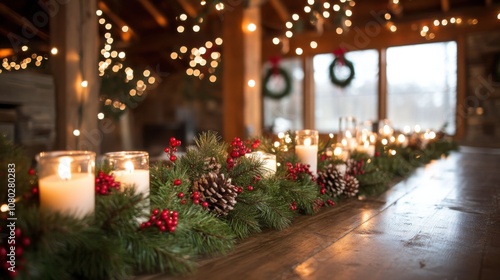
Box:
[142,147,500,280]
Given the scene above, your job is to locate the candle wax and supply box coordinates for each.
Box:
[295,144,318,174]
[111,169,150,198]
[39,173,95,219]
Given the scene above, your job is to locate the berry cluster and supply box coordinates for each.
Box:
[313,198,325,212]
[285,162,315,181]
[226,137,250,170]
[164,137,182,162]
[139,208,178,233]
[289,201,297,211]
[247,138,261,150]
[95,171,121,195]
[346,159,365,176]
[24,168,39,201]
[0,227,30,279]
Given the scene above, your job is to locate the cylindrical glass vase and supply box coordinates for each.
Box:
[36,151,96,219]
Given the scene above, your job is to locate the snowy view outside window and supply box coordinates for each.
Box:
[387,41,457,134]
[314,50,379,133]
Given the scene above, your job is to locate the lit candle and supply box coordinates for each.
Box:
[103,151,149,198]
[246,151,277,177]
[295,130,319,174]
[37,151,95,219]
[103,151,150,223]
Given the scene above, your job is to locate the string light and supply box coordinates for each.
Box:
[247,23,257,32]
[248,79,256,87]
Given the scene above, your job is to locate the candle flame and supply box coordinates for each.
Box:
[304,137,312,146]
[381,139,388,146]
[364,141,369,148]
[345,130,352,138]
[369,134,376,143]
[414,125,421,133]
[58,157,72,180]
[125,160,134,173]
[383,125,392,135]
[397,134,406,143]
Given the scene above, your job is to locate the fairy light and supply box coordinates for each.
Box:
[97,113,104,120]
[180,14,187,21]
[73,129,81,136]
[272,37,280,45]
[96,10,102,16]
[247,23,257,32]
[310,41,318,49]
[121,26,129,32]
[248,79,256,87]
[177,26,185,33]
[295,48,303,55]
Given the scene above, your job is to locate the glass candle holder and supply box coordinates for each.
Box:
[246,151,277,177]
[339,116,358,152]
[102,151,150,198]
[36,151,96,219]
[295,129,318,174]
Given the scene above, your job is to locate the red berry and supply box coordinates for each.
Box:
[28,168,36,176]
[156,221,163,227]
[193,199,200,205]
[14,228,21,237]
[173,179,182,186]
[177,192,184,198]
[169,137,177,146]
[375,151,380,157]
[15,247,23,256]
[170,155,177,162]
[164,147,170,153]
[247,185,253,191]
[22,237,31,247]
[152,208,159,215]
[31,186,39,195]
[181,199,186,205]
[230,150,239,158]
[226,158,234,164]
[169,226,176,232]
[140,223,147,229]
[176,140,182,147]
[237,187,243,193]
[201,201,209,208]
[320,188,326,195]
[160,225,167,232]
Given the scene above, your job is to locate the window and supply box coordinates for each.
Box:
[387,42,457,134]
[314,50,378,133]
[263,58,303,133]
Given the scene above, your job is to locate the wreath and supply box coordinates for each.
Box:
[263,67,292,99]
[329,57,355,88]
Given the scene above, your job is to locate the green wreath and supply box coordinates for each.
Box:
[329,57,355,88]
[263,67,292,99]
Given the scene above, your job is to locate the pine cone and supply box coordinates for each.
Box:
[203,157,221,174]
[193,172,238,216]
[344,175,359,198]
[317,164,346,197]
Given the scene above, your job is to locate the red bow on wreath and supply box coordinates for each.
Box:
[269,56,281,75]
[332,47,347,65]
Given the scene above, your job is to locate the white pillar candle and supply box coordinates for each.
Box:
[103,151,150,198]
[104,151,150,224]
[366,144,376,157]
[336,163,347,176]
[246,151,277,177]
[36,151,96,219]
[295,130,319,174]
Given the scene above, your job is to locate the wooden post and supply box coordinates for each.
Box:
[303,56,314,129]
[378,48,387,121]
[222,1,261,142]
[456,35,466,139]
[51,0,99,152]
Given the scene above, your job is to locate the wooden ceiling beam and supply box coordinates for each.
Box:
[176,0,198,18]
[0,2,49,41]
[137,0,169,28]
[269,0,290,22]
[441,0,450,12]
[98,1,136,42]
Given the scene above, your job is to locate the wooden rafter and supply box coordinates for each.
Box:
[176,0,198,18]
[137,0,169,28]
[441,0,450,12]
[0,3,49,41]
[98,1,136,42]
[269,0,290,22]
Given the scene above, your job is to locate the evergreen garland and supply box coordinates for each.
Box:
[0,131,458,279]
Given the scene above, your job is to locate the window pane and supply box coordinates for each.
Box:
[387,41,457,134]
[263,58,303,133]
[314,50,378,133]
